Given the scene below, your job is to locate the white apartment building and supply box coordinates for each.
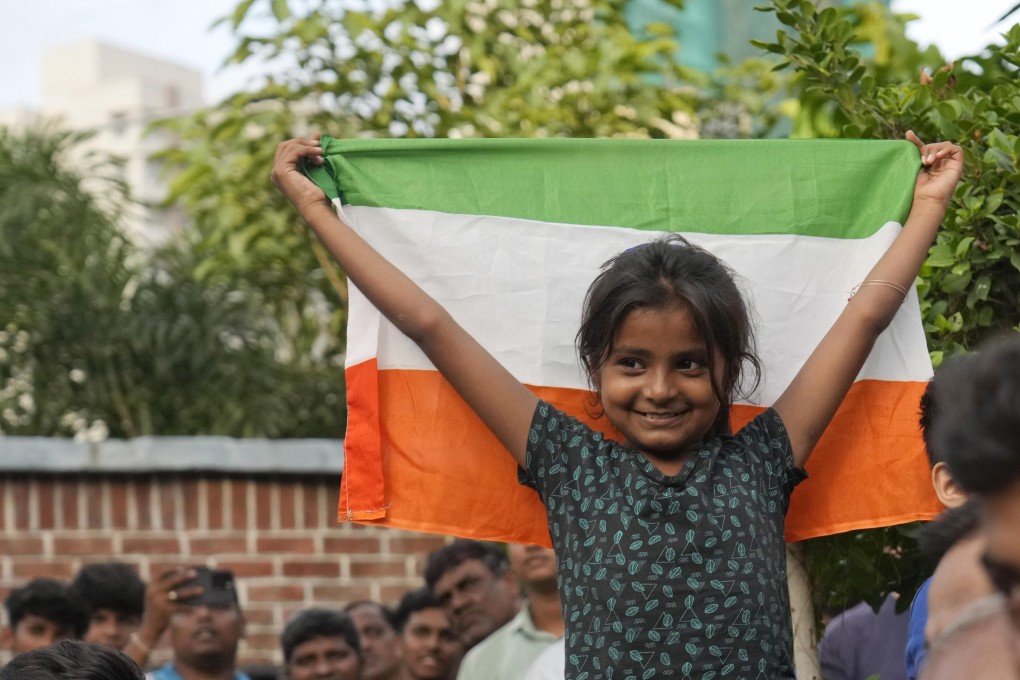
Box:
[39,40,205,245]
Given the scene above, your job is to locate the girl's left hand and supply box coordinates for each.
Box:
[907,130,963,207]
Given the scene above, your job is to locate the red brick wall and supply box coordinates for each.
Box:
[0,472,450,668]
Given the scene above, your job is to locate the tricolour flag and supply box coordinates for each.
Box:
[308,137,941,543]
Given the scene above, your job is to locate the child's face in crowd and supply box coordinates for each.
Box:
[84,608,140,650]
[348,604,401,680]
[596,304,721,476]
[286,634,361,680]
[5,615,77,655]
[981,478,1020,635]
[399,607,461,680]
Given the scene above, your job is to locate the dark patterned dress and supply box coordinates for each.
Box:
[520,401,806,679]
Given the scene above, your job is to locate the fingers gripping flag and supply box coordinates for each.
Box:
[307,137,941,543]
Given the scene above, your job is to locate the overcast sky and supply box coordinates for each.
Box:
[1,0,1016,110]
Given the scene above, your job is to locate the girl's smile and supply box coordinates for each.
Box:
[596,303,722,476]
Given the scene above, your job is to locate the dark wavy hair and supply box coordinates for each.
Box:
[576,234,761,437]
[934,333,1020,494]
[281,609,361,663]
[0,640,143,680]
[72,563,145,619]
[392,587,445,632]
[4,578,90,638]
[423,540,508,589]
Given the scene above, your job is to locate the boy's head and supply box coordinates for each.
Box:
[919,375,967,508]
[2,579,90,656]
[71,563,145,650]
[392,588,461,680]
[281,609,361,680]
[0,639,144,680]
[934,335,1020,636]
[344,601,401,680]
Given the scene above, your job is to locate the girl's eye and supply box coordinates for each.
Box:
[619,358,643,370]
[677,359,705,371]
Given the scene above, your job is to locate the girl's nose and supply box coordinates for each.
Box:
[645,370,677,401]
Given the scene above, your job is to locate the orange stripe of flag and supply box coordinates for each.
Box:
[341,361,940,542]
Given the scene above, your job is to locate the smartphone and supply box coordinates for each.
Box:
[171,566,237,606]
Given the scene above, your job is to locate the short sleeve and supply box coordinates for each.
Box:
[735,408,807,499]
[517,400,604,501]
[905,578,931,679]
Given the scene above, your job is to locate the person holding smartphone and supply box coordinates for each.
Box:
[142,567,250,680]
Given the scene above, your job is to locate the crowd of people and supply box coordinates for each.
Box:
[0,539,567,680]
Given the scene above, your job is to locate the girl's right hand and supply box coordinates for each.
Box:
[271,134,330,214]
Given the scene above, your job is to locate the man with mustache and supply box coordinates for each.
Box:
[145,568,249,680]
[448,543,562,680]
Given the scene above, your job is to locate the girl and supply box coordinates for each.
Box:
[273,133,961,678]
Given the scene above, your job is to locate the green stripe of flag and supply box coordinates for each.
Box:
[307,137,919,238]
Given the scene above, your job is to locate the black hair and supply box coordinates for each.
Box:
[71,563,145,619]
[0,640,143,680]
[423,540,508,589]
[392,588,444,632]
[343,600,397,629]
[933,334,1020,494]
[916,500,982,563]
[281,609,361,663]
[4,578,90,638]
[576,234,761,438]
[918,377,941,467]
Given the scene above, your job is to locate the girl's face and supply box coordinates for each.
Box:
[595,303,721,476]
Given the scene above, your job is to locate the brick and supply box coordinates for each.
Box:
[322,536,383,555]
[242,632,279,651]
[86,479,104,528]
[302,482,322,529]
[256,536,316,554]
[247,584,305,602]
[12,560,74,579]
[183,479,201,530]
[121,536,182,554]
[110,480,129,530]
[189,536,247,555]
[350,559,407,578]
[37,480,56,530]
[214,560,275,578]
[159,478,178,530]
[59,480,79,530]
[242,607,274,626]
[255,480,273,531]
[379,584,418,604]
[388,536,450,555]
[53,535,114,555]
[311,584,373,604]
[135,478,153,530]
[207,479,224,530]
[0,537,45,555]
[13,481,29,530]
[230,479,249,530]
[326,483,342,526]
[278,482,297,530]
[282,560,341,578]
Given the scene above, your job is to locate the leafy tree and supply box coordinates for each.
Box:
[0,124,344,439]
[757,0,1020,616]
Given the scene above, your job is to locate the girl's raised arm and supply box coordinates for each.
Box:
[773,131,963,468]
[272,136,538,466]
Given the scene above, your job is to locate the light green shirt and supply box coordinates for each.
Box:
[456,603,561,680]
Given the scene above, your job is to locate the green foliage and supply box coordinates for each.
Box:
[759,0,1020,360]
[758,0,1020,618]
[0,125,344,439]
